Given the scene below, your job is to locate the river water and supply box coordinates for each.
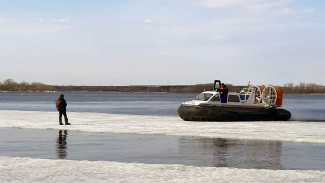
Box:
[0,92,324,121]
[1,128,324,170]
[0,92,325,170]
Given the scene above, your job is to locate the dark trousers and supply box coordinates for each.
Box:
[221,95,227,103]
[59,111,68,122]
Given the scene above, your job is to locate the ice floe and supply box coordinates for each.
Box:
[0,110,325,144]
[1,156,325,183]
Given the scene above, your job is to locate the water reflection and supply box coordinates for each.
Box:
[214,138,228,167]
[56,130,67,159]
[179,138,282,169]
[0,128,324,170]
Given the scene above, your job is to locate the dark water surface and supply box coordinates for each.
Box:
[0,92,325,121]
[1,128,324,170]
[0,92,193,116]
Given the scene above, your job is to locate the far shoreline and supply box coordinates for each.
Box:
[1,90,325,95]
[1,79,325,94]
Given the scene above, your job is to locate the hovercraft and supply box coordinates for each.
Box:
[178,80,291,121]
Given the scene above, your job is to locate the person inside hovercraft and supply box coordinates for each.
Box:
[218,83,228,103]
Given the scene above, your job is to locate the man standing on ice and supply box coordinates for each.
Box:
[56,94,71,125]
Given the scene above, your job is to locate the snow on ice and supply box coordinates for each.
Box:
[1,156,325,183]
[0,110,325,143]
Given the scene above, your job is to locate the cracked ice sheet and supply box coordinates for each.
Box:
[0,110,325,144]
[0,156,324,183]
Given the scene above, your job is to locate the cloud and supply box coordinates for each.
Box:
[278,8,295,15]
[0,16,69,35]
[159,51,172,56]
[245,0,294,10]
[0,14,8,24]
[213,46,242,58]
[52,18,70,23]
[194,0,314,18]
[196,0,294,10]
[304,8,314,13]
[273,7,315,15]
[197,0,246,8]
[143,19,152,23]
[1,25,67,35]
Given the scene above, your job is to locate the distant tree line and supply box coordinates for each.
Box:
[1,79,325,94]
[282,82,325,94]
[0,79,55,92]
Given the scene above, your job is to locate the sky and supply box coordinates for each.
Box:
[0,0,324,86]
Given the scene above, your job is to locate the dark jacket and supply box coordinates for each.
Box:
[57,97,67,112]
[219,86,228,96]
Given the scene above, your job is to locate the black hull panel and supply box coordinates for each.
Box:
[178,105,291,121]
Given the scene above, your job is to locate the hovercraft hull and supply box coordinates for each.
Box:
[178,104,291,121]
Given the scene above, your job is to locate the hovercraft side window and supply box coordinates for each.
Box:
[228,95,240,102]
[210,94,220,101]
[194,93,213,101]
